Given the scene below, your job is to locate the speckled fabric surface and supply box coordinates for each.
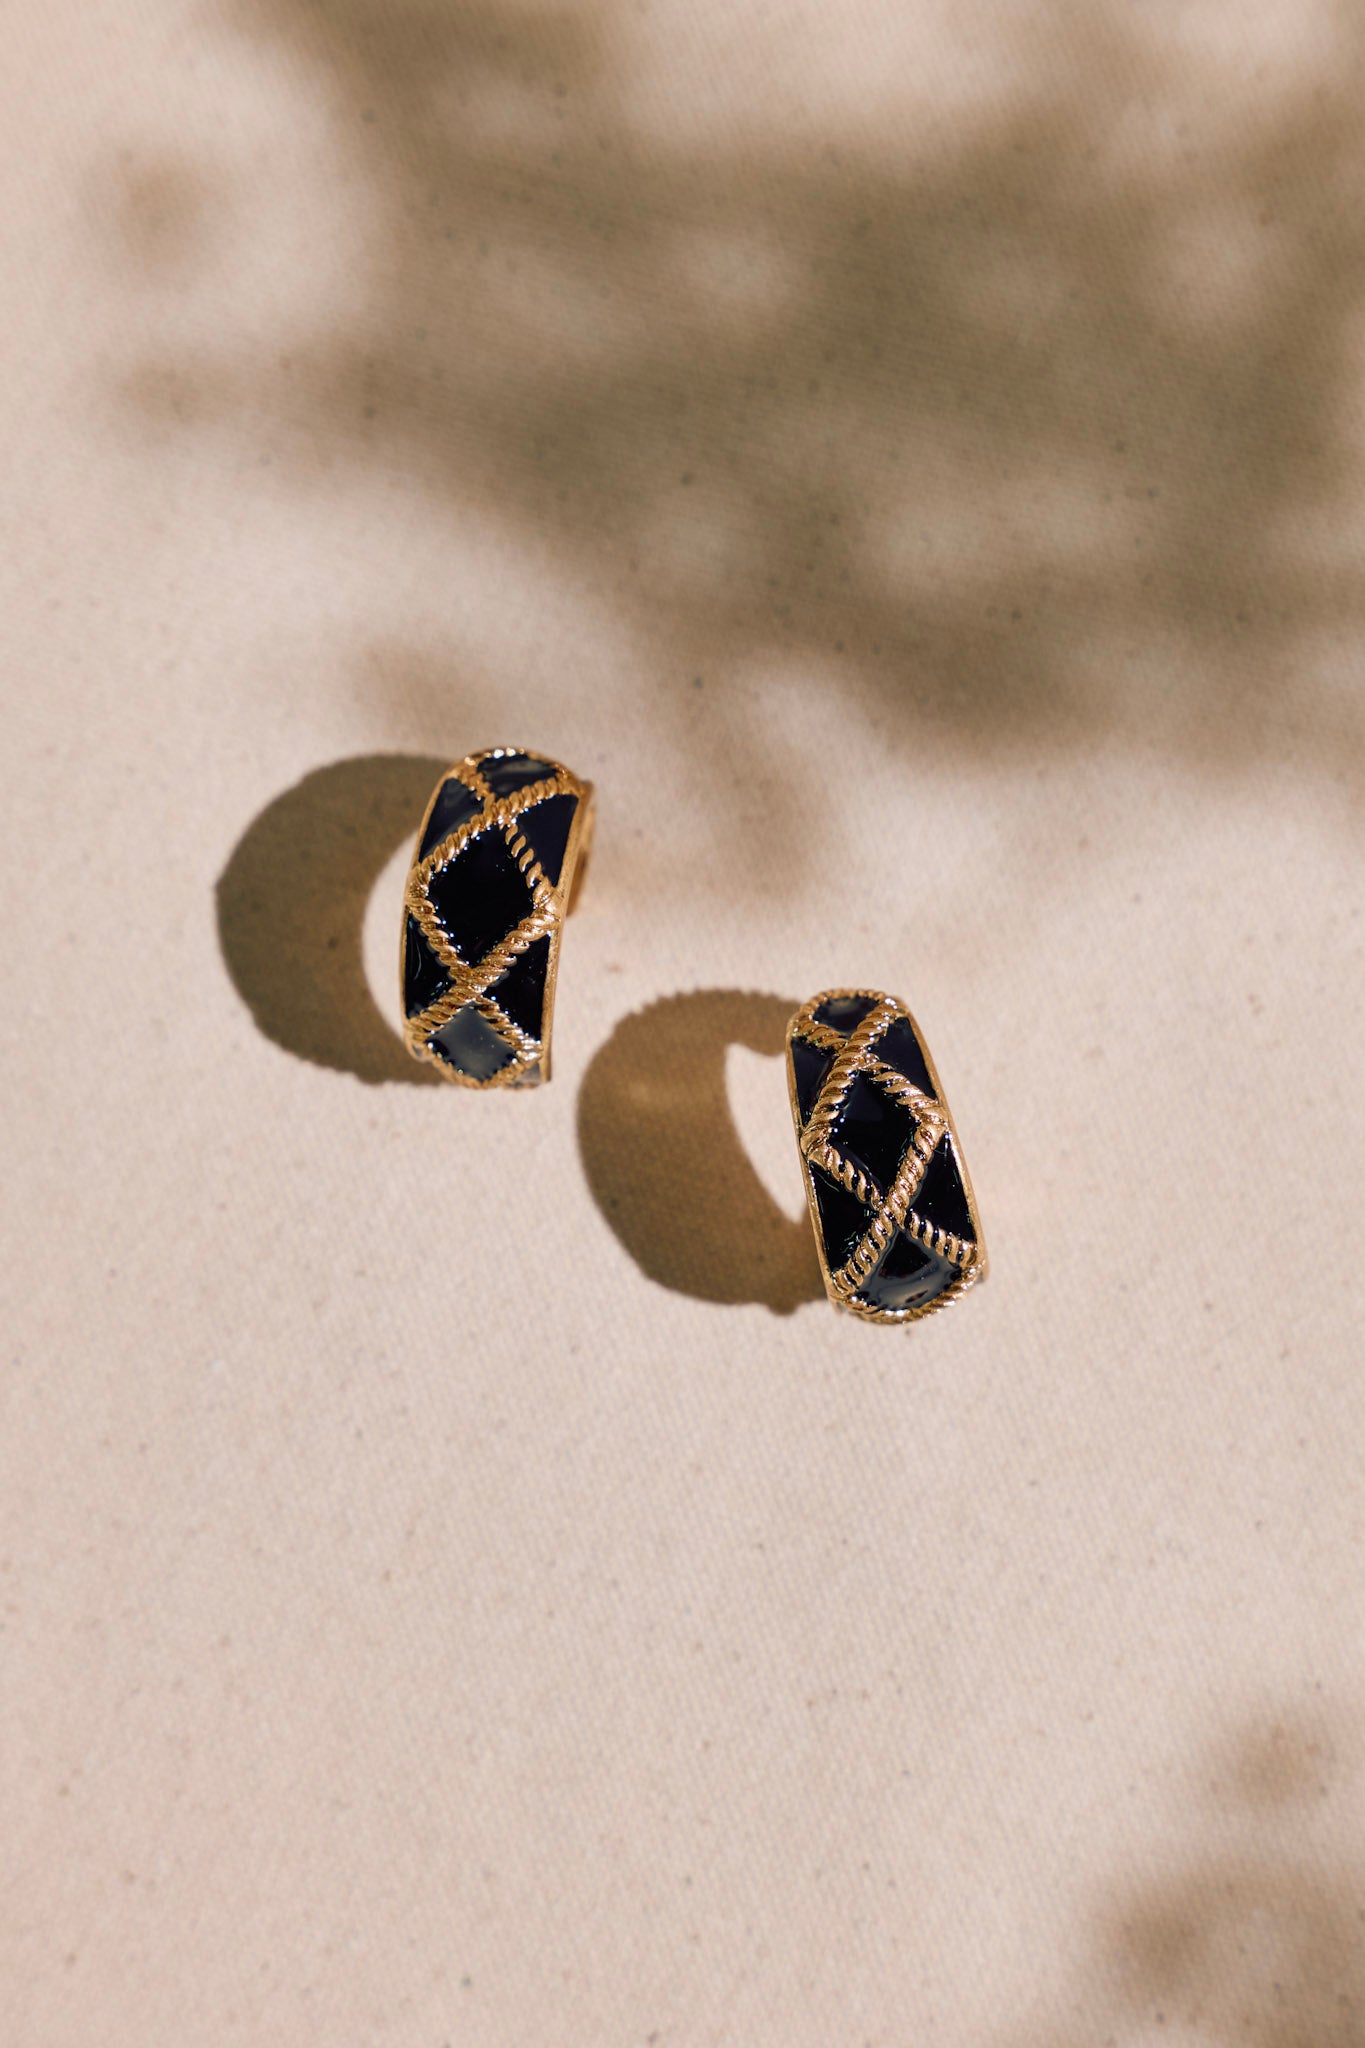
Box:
[3,2,1364,2041]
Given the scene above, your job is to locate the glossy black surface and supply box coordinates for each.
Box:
[403,914,449,1017]
[809,1162,874,1271]
[479,751,557,797]
[855,1230,959,1314]
[875,1013,936,1097]
[428,1003,516,1080]
[426,828,534,964]
[813,993,877,1033]
[487,933,551,1038]
[907,1132,975,1245]
[515,793,578,888]
[830,1072,913,1193]
[418,775,482,860]
[789,1035,833,1124]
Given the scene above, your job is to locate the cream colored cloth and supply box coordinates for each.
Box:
[3,1,1364,2041]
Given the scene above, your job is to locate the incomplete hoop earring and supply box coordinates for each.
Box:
[786,990,987,1322]
[400,747,593,1088]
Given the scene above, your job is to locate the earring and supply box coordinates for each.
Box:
[786,990,986,1321]
[400,748,593,1087]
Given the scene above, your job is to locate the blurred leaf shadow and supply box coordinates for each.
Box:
[216,752,445,1083]
[110,0,1365,829]
[577,991,824,1314]
[1014,1712,1365,2048]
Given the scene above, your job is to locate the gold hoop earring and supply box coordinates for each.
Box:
[400,748,593,1088]
[786,990,986,1321]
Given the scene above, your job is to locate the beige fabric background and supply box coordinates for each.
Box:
[3,0,1364,2041]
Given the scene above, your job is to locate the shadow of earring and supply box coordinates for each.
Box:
[216,752,447,1084]
[577,989,825,1315]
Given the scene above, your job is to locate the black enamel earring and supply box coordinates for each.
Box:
[400,748,593,1087]
[786,990,987,1321]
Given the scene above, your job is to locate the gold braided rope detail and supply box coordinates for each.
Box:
[504,808,564,907]
[794,1015,935,1114]
[801,997,898,1159]
[406,866,558,995]
[901,1207,976,1268]
[874,1069,935,1114]
[469,990,540,1065]
[403,904,558,1050]
[794,1019,846,1055]
[414,773,568,890]
[796,996,942,1279]
[788,990,984,1321]
[830,1116,942,1295]
[412,780,484,880]
[401,749,588,1082]
[461,757,495,803]
[803,1140,881,1208]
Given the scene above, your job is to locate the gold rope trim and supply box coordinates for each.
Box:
[787,990,983,1321]
[400,750,587,1085]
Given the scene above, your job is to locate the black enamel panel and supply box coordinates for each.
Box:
[428,1004,516,1081]
[875,1013,936,1097]
[790,1035,833,1125]
[425,829,534,965]
[855,1231,959,1314]
[418,775,482,860]
[403,914,449,1017]
[479,752,557,798]
[515,792,578,888]
[908,1132,975,1245]
[809,1162,874,1271]
[487,933,551,1039]
[830,1073,913,1194]
[813,993,877,1034]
